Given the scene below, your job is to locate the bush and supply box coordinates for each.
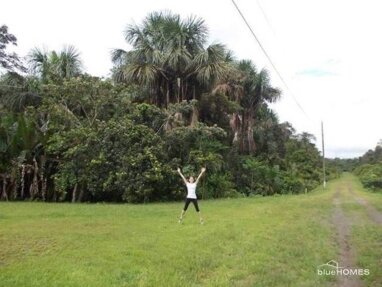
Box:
[199,173,238,199]
[354,163,382,191]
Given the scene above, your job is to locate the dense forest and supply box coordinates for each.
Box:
[0,12,333,203]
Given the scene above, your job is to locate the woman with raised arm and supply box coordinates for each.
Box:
[177,167,206,224]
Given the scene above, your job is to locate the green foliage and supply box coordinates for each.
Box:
[232,157,304,196]
[354,163,382,191]
[199,172,238,198]
[164,124,236,199]
[229,132,322,196]
[28,45,82,83]
[284,133,322,191]
[0,73,42,112]
[0,111,43,170]
[127,103,167,132]
[164,124,227,165]
[40,76,122,129]
[48,118,173,203]
[198,92,239,130]
[350,142,382,191]
[240,157,281,195]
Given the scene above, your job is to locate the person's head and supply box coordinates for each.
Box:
[188,176,195,183]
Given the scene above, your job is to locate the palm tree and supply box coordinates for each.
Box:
[58,46,82,78]
[28,45,82,83]
[0,72,41,112]
[240,61,281,154]
[214,60,281,154]
[28,47,50,81]
[112,11,231,108]
[0,113,45,200]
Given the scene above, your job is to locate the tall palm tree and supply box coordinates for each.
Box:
[240,61,280,154]
[28,45,82,83]
[112,11,231,107]
[214,60,281,154]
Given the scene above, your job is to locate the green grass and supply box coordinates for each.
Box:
[0,175,380,286]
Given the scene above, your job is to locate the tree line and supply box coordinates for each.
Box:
[345,141,382,191]
[0,12,333,203]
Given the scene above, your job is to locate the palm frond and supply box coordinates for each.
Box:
[191,43,230,85]
[111,48,128,65]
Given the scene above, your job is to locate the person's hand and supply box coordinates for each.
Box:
[177,167,181,173]
[201,167,206,173]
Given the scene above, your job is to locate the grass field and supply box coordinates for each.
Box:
[0,174,381,287]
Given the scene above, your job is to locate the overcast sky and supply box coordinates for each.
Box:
[2,0,381,158]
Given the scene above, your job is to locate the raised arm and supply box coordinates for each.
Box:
[177,168,188,184]
[195,167,206,184]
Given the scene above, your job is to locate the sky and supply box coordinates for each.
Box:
[2,0,382,158]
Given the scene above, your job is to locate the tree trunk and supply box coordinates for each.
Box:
[72,183,78,203]
[184,82,188,101]
[241,108,256,154]
[78,185,85,203]
[182,80,186,101]
[240,110,246,153]
[190,105,198,127]
[247,108,255,154]
[12,175,17,200]
[181,78,184,102]
[1,175,8,201]
[177,78,181,103]
[41,155,47,201]
[42,178,47,201]
[230,113,241,144]
[30,158,39,200]
[29,181,34,200]
[21,164,25,199]
[166,82,170,108]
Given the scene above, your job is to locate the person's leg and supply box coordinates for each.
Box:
[179,198,191,223]
[192,199,204,224]
[198,211,204,224]
[179,209,185,223]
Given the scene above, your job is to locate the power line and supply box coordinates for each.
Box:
[231,0,312,121]
[255,0,276,35]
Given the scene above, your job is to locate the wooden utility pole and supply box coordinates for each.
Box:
[321,121,326,188]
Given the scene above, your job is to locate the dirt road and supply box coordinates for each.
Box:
[331,178,382,287]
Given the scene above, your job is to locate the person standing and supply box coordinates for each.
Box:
[177,167,206,224]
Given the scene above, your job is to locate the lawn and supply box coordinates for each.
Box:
[1,175,380,286]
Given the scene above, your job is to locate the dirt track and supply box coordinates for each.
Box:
[331,179,382,287]
[347,184,382,225]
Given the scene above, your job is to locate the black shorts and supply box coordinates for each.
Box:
[183,198,200,212]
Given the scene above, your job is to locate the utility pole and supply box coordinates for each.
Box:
[321,121,326,189]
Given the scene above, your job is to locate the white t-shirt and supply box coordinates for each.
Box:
[186,183,197,199]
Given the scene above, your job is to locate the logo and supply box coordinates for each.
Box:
[317,260,370,276]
